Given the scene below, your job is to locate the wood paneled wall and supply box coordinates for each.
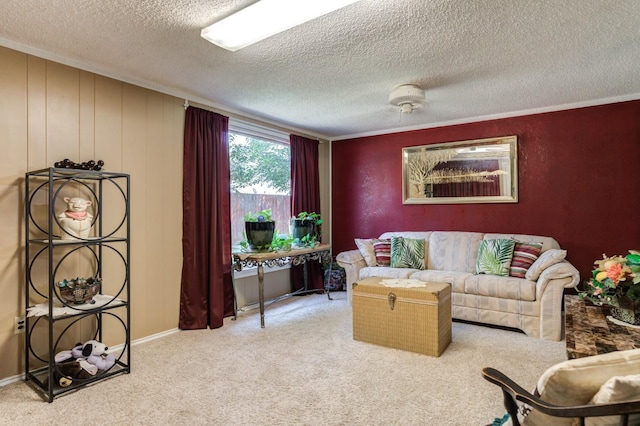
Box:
[0,46,185,381]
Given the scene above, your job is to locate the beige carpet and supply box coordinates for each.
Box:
[0,291,566,425]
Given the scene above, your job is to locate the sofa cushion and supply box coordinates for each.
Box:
[464,274,536,301]
[475,239,516,276]
[509,242,542,278]
[483,233,560,254]
[390,237,425,269]
[359,266,420,281]
[409,270,471,293]
[525,249,567,281]
[355,238,377,267]
[428,231,484,273]
[372,239,391,266]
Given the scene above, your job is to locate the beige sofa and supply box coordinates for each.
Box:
[336,231,580,341]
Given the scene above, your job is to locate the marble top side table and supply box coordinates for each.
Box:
[565,295,640,359]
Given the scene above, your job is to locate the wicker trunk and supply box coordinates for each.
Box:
[352,277,451,356]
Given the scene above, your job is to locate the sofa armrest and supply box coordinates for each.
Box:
[336,249,366,287]
[535,261,580,299]
[538,260,580,288]
[535,260,581,340]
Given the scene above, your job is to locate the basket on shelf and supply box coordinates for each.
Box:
[56,277,102,305]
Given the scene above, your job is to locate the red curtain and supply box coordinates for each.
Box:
[179,106,234,329]
[290,134,324,291]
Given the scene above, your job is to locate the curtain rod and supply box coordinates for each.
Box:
[184,99,326,143]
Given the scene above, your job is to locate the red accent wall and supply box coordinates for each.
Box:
[331,100,640,280]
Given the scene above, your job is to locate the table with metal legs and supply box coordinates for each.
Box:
[231,244,331,328]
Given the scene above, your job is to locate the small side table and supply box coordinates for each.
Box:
[565,295,640,359]
[232,244,332,328]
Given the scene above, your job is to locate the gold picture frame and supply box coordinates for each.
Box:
[402,136,518,204]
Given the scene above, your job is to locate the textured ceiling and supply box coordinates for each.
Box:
[1,0,639,140]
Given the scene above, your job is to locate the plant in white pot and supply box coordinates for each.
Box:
[290,211,323,248]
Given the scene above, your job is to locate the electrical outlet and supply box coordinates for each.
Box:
[14,317,25,334]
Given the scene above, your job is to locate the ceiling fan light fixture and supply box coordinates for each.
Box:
[201,0,361,52]
[389,84,426,114]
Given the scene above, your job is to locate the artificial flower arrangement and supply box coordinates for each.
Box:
[578,250,640,306]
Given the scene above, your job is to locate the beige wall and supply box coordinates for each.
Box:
[0,46,332,383]
[0,46,184,381]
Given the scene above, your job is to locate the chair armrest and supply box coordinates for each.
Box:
[482,367,640,425]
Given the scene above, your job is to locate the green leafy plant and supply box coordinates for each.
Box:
[297,234,320,248]
[239,230,294,253]
[296,211,322,225]
[291,211,323,248]
[244,209,273,222]
[271,233,295,252]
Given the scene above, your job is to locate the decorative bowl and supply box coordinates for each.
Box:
[57,277,102,305]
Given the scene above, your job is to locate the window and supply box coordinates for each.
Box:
[229,120,291,247]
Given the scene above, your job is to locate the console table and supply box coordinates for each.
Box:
[565,295,640,359]
[232,244,331,328]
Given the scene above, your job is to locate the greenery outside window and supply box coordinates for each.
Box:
[229,120,291,249]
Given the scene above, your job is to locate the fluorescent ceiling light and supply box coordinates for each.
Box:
[201,0,360,52]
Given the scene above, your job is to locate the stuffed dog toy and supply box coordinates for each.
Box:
[52,339,116,386]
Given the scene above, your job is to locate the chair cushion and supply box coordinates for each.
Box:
[587,374,640,426]
[524,349,640,426]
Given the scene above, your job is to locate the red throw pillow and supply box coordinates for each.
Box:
[509,242,543,278]
[372,239,391,266]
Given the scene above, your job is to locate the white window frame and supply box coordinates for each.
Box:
[229,119,291,278]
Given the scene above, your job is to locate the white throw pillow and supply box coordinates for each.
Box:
[355,238,377,267]
[586,374,640,426]
[525,249,567,281]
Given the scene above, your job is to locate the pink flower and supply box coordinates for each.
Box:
[606,263,624,284]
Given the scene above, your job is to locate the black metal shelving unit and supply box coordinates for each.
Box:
[24,167,130,402]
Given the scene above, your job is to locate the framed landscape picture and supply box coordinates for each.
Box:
[402,136,518,204]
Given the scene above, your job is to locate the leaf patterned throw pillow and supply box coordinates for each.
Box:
[476,239,516,276]
[390,237,425,269]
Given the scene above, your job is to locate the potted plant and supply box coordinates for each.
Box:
[578,250,640,324]
[243,209,276,251]
[290,211,323,248]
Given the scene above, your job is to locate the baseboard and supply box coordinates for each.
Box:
[0,373,21,388]
[0,327,180,388]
